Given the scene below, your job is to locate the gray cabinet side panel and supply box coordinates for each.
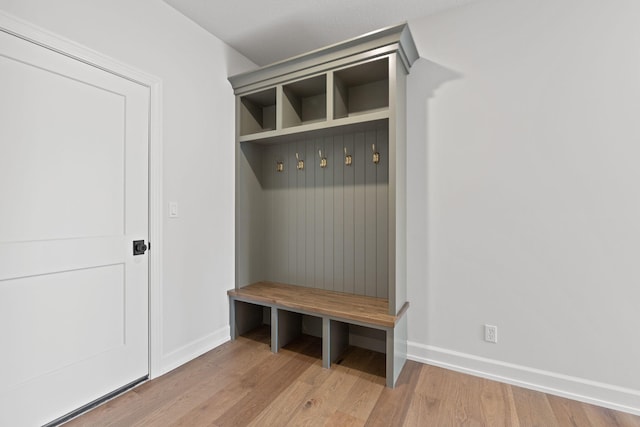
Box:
[394,62,408,313]
[387,55,398,313]
[392,313,408,387]
[237,143,267,287]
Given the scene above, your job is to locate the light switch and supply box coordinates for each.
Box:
[169,202,178,218]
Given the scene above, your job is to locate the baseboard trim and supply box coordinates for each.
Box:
[159,327,230,376]
[407,342,640,416]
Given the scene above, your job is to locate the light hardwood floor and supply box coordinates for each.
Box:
[66,327,640,426]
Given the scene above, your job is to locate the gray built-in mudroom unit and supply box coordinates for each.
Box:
[227,24,418,387]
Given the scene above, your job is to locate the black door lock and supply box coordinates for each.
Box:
[133,240,148,255]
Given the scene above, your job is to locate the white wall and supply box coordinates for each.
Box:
[4,0,640,415]
[406,0,640,413]
[0,0,255,374]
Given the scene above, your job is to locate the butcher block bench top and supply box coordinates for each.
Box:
[228,281,408,328]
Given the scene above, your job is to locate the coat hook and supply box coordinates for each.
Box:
[372,144,380,165]
[276,160,284,172]
[319,149,327,169]
[296,152,304,170]
[344,147,352,166]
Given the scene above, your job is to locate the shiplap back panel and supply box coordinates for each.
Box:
[256,122,389,298]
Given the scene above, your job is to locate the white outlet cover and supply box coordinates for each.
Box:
[484,324,498,343]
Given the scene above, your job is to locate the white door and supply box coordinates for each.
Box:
[0,29,149,426]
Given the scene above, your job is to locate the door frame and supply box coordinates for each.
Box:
[0,11,165,379]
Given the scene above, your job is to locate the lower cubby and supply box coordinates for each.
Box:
[273,310,323,362]
[231,302,324,363]
[231,300,271,345]
[230,297,395,383]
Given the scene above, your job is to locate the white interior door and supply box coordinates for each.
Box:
[0,29,149,426]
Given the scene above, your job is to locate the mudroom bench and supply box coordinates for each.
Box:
[228,281,409,387]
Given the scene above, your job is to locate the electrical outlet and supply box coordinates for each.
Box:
[484,324,498,343]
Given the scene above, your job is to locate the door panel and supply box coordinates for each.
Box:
[0,51,125,242]
[0,28,149,426]
[2,265,126,390]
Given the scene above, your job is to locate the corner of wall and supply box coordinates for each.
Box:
[159,326,231,377]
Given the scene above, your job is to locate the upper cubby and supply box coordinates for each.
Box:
[282,74,327,128]
[239,87,276,136]
[230,24,419,142]
[333,57,389,119]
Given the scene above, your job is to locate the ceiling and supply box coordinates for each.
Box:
[164,0,476,67]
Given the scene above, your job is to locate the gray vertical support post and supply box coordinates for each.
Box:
[393,54,408,315]
[330,320,349,364]
[387,52,398,314]
[376,123,389,299]
[234,96,241,289]
[229,298,237,340]
[386,314,408,388]
[394,314,408,386]
[326,71,334,121]
[322,317,331,368]
[276,85,284,130]
[385,326,395,388]
[278,309,302,350]
[271,307,279,353]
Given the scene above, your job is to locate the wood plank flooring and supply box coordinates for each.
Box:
[66,327,640,426]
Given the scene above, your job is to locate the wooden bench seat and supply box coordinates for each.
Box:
[227,281,409,387]
[227,281,408,329]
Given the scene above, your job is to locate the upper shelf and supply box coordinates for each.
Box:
[238,56,390,142]
[231,23,418,143]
